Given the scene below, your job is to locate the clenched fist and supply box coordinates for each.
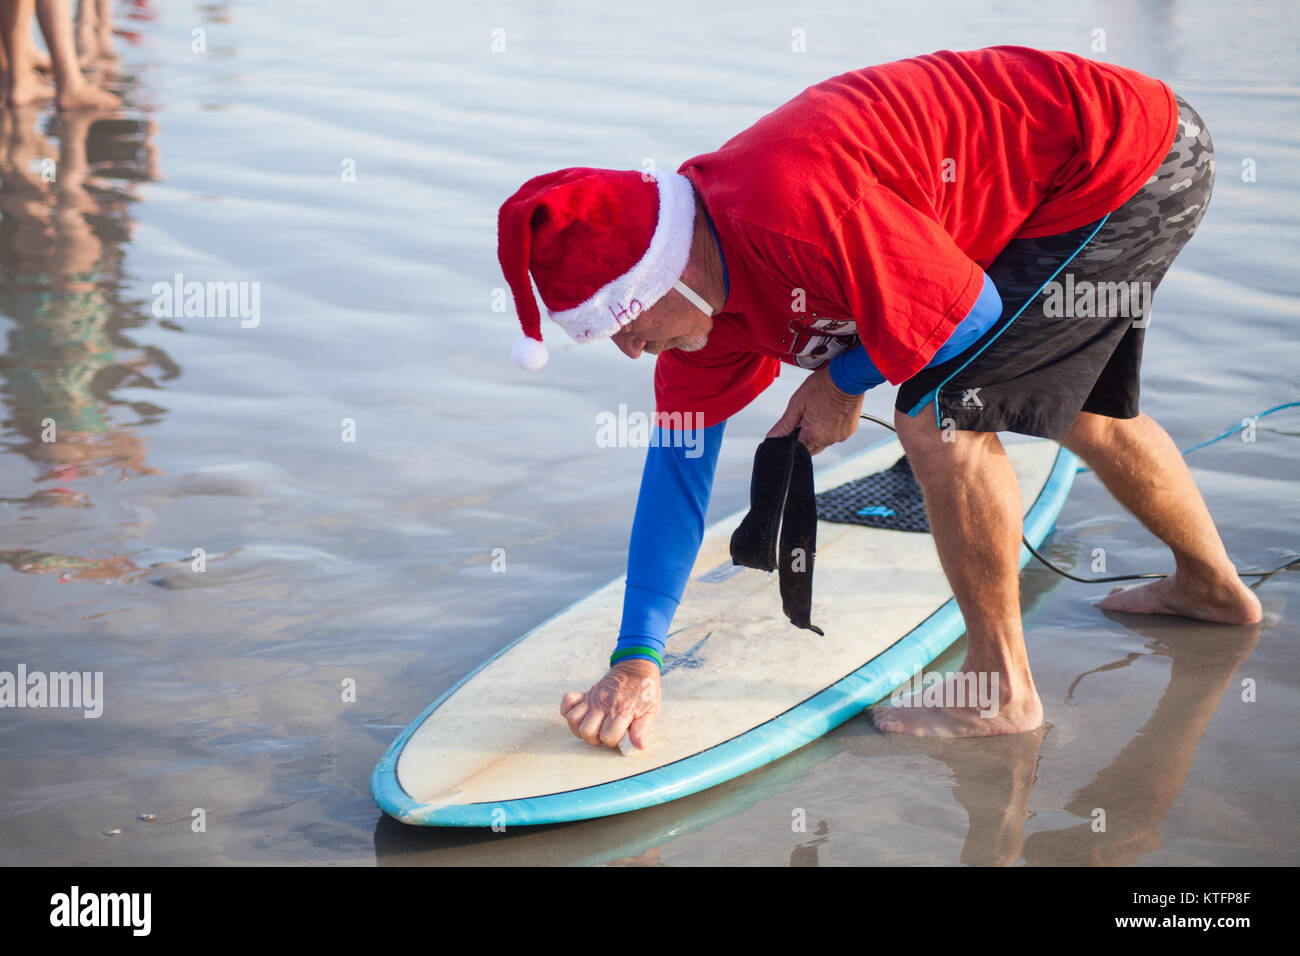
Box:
[561,659,660,750]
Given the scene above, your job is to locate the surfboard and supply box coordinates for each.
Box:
[371,435,1077,827]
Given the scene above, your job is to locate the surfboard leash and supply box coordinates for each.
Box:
[856,409,1300,586]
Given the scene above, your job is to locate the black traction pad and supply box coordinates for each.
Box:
[815,455,930,534]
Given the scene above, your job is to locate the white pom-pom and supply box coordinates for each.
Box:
[512,335,549,371]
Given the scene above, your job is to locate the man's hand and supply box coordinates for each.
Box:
[561,659,661,750]
[767,364,865,455]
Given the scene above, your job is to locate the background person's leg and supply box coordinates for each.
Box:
[34,0,117,109]
[1,0,45,106]
[1062,411,1262,623]
[869,407,1043,737]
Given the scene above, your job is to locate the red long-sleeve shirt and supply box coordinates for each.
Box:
[657,46,1178,427]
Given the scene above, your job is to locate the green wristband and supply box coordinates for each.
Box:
[610,646,663,668]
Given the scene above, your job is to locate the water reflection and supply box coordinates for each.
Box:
[1019,615,1261,866]
[0,105,168,521]
[0,546,145,580]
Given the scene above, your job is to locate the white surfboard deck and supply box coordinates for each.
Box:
[373,435,1073,826]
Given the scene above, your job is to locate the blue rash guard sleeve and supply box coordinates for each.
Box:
[613,421,726,670]
[828,271,1003,395]
[611,273,1002,669]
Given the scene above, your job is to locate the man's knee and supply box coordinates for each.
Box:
[893,406,1002,476]
[893,406,942,460]
[1064,410,1143,456]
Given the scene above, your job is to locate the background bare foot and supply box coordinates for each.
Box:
[55,79,120,110]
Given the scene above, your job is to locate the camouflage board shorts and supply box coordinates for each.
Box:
[897,93,1216,440]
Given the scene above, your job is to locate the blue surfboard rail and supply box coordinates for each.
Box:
[371,442,1079,827]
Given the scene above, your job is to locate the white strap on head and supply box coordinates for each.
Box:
[673,279,715,317]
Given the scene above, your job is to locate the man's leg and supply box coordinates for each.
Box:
[1062,411,1261,624]
[869,408,1043,737]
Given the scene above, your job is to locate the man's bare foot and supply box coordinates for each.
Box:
[1096,569,1262,624]
[55,80,120,111]
[869,669,1044,738]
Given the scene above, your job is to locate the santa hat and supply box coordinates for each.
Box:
[497,167,697,369]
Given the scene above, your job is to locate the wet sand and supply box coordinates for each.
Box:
[0,0,1297,865]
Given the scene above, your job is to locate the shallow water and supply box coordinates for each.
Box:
[0,0,1296,865]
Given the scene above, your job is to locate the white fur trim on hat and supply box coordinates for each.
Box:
[546,172,697,343]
